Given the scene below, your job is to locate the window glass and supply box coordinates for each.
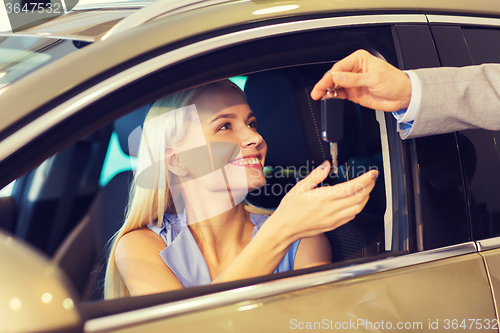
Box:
[0,36,81,89]
[97,66,388,300]
[100,132,137,187]
[41,65,387,302]
[459,130,500,240]
[414,134,470,249]
[459,28,500,240]
[462,28,500,65]
[0,179,15,197]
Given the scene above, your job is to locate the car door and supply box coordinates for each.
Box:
[429,16,500,324]
[0,8,496,333]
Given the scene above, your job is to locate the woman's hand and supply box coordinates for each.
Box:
[270,160,378,241]
[311,49,411,112]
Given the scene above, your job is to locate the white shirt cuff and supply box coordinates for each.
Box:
[393,70,422,123]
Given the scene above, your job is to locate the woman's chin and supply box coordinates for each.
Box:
[247,177,266,191]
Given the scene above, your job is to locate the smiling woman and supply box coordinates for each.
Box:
[104,80,378,299]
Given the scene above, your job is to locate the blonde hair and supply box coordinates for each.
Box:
[104,80,271,299]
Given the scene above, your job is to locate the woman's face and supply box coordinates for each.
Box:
[172,85,267,200]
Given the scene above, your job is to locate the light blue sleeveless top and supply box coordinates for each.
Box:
[148,212,301,288]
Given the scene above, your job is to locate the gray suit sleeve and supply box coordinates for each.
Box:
[404,64,500,139]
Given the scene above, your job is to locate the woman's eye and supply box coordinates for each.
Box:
[247,121,257,129]
[219,123,230,130]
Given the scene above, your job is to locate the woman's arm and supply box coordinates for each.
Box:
[117,162,377,293]
[115,228,183,296]
[293,234,332,270]
[212,162,377,283]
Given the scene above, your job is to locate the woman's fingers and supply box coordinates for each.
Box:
[288,167,378,205]
[290,160,331,194]
[275,167,379,240]
[309,169,378,199]
[300,194,372,238]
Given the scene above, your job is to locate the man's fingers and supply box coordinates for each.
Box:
[329,49,370,76]
[311,49,383,100]
[311,72,336,100]
[311,70,374,100]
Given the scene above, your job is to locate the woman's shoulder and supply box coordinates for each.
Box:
[148,212,185,230]
[116,228,166,259]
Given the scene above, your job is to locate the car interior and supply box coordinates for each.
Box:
[0,63,388,303]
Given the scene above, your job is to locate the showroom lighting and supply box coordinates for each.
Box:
[9,297,22,311]
[253,5,299,15]
[41,293,53,304]
[62,298,74,310]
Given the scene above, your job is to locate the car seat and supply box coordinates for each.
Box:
[53,107,148,301]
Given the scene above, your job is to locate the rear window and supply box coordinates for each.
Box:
[0,35,84,89]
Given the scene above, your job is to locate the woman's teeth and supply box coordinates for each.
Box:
[243,157,260,165]
[232,157,260,166]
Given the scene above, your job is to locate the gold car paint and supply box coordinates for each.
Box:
[0,232,81,333]
[111,253,493,333]
[479,248,500,324]
[19,10,137,40]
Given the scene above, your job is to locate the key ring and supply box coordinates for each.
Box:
[326,86,338,98]
[326,70,338,98]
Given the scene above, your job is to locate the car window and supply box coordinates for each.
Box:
[3,68,392,304]
[100,131,137,187]
[0,35,86,89]
[458,27,500,241]
[0,21,408,319]
[0,179,15,197]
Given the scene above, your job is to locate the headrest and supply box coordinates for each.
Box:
[245,70,310,168]
[113,104,151,156]
[245,66,362,171]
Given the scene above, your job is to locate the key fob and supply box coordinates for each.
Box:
[321,95,344,143]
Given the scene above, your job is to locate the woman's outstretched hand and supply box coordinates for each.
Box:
[271,160,378,240]
[311,49,412,112]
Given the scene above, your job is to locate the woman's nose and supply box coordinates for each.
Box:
[240,129,264,148]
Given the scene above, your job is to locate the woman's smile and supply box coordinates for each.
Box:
[229,154,263,168]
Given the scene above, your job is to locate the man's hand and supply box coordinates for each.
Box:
[311,50,412,112]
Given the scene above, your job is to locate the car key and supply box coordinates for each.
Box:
[321,88,344,174]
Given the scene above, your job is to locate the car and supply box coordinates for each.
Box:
[2,0,500,332]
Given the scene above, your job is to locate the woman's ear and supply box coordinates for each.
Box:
[165,147,189,177]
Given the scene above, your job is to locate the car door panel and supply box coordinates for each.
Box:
[479,244,500,324]
[454,24,500,325]
[88,252,493,332]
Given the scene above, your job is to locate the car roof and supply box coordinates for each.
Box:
[3,1,153,40]
[1,0,500,134]
[7,9,138,41]
[8,0,239,40]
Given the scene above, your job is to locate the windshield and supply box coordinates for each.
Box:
[0,35,87,90]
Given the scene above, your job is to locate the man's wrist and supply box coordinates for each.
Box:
[393,71,421,124]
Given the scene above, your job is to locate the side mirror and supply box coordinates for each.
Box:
[0,231,82,333]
